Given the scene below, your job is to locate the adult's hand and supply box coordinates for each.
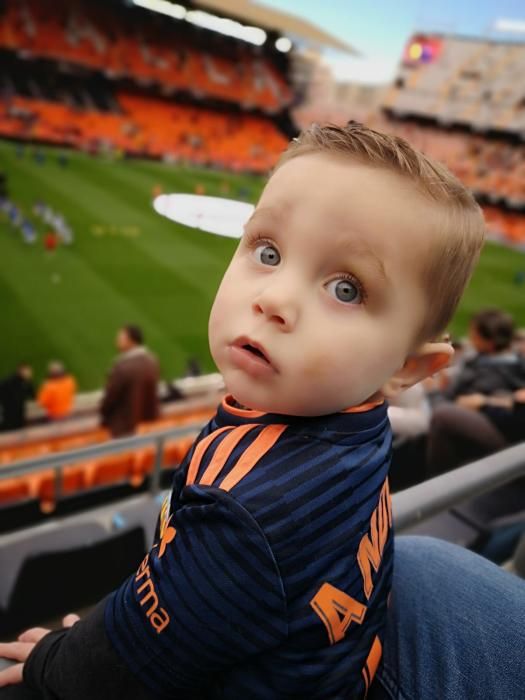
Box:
[0,614,79,687]
[514,388,525,404]
[455,393,486,410]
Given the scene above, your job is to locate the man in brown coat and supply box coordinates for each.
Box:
[100,325,160,437]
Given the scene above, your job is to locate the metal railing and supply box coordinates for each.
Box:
[392,442,525,531]
[1,425,524,527]
[0,424,203,500]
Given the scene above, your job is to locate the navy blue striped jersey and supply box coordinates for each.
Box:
[105,395,394,699]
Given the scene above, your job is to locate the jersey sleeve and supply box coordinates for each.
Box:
[105,487,288,697]
[23,489,287,699]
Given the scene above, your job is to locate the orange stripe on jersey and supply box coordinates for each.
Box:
[342,400,384,414]
[361,635,382,694]
[362,666,371,694]
[199,423,258,486]
[221,395,267,419]
[186,426,231,486]
[219,424,287,492]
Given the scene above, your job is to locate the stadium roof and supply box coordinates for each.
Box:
[193,0,358,54]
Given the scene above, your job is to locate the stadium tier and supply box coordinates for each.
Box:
[372,117,525,216]
[0,92,288,171]
[0,0,293,172]
[0,0,292,111]
[378,33,525,216]
[371,32,525,235]
[386,33,525,134]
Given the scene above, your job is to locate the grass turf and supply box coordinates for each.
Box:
[1,139,524,390]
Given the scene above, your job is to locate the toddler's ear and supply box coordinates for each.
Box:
[380,342,454,399]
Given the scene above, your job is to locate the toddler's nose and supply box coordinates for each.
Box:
[252,291,297,331]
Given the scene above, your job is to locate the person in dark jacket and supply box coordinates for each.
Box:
[100,325,160,437]
[427,308,525,475]
[0,364,34,432]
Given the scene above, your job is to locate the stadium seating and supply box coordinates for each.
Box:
[0,0,291,112]
[377,32,525,243]
[371,117,525,213]
[0,490,160,635]
[0,478,31,506]
[0,0,292,173]
[0,428,108,465]
[0,524,147,635]
[0,92,288,172]
[0,403,212,523]
[387,34,525,134]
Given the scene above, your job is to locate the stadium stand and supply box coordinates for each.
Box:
[0,397,214,524]
[330,33,525,247]
[0,0,292,111]
[373,118,525,212]
[0,491,161,635]
[0,0,295,172]
[385,33,525,134]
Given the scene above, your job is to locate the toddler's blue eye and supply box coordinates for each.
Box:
[326,278,361,304]
[255,244,280,266]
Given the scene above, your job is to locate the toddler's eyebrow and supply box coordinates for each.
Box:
[338,239,389,284]
[245,206,284,229]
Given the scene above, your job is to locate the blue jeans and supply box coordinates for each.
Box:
[370,536,525,700]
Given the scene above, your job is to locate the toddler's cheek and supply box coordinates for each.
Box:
[302,352,335,380]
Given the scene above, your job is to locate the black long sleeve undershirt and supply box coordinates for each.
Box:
[22,599,155,700]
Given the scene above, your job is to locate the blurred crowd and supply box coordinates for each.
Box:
[389,308,525,490]
[384,120,525,208]
[0,324,205,437]
[0,0,291,112]
[0,360,76,431]
[0,94,289,173]
[0,0,291,173]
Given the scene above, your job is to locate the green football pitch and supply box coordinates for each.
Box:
[1,139,524,390]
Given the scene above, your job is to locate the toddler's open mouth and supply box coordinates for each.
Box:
[242,343,270,363]
[230,337,277,376]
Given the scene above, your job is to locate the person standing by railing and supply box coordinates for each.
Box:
[100,325,160,437]
[0,364,34,433]
[37,361,76,421]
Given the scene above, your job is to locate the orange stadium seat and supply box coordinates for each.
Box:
[87,453,140,489]
[0,0,291,112]
[164,436,195,468]
[0,478,31,505]
[133,446,156,480]
[34,466,88,512]
[0,93,287,172]
[0,409,210,511]
[0,428,109,466]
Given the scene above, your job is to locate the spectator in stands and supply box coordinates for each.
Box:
[439,338,469,389]
[184,356,202,377]
[514,328,525,358]
[37,361,77,421]
[427,308,525,475]
[0,122,487,698]
[100,324,159,437]
[0,363,34,432]
[388,383,431,441]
